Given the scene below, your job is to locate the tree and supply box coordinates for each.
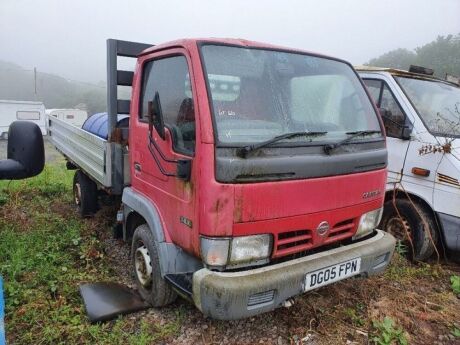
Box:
[367,48,417,70]
[367,33,460,78]
[415,34,460,78]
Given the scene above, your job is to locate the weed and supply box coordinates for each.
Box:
[344,307,365,327]
[394,241,408,256]
[372,317,408,345]
[451,326,460,338]
[451,275,460,294]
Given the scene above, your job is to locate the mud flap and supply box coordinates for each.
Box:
[79,282,149,323]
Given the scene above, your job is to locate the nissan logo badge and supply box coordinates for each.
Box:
[316,221,330,236]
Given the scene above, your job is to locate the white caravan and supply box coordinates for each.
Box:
[0,100,46,138]
[45,109,88,127]
[357,66,460,261]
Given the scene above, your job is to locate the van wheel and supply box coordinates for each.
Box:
[380,199,439,261]
[131,224,177,307]
[73,170,98,217]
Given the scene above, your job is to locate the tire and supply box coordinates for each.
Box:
[380,199,439,261]
[131,224,177,307]
[73,170,98,217]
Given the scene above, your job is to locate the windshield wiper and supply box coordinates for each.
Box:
[237,131,328,158]
[323,130,381,155]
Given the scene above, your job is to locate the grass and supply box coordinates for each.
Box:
[0,163,183,344]
[1,161,460,344]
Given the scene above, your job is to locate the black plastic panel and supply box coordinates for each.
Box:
[215,141,387,183]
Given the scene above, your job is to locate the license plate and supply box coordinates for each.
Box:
[304,258,361,291]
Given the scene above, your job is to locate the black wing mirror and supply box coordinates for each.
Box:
[378,108,412,140]
[0,121,45,180]
[147,91,166,140]
[401,125,413,140]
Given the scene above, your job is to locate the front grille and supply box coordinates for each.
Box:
[327,218,355,239]
[274,218,356,257]
[276,229,313,256]
[248,290,275,307]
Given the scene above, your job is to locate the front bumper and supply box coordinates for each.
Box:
[192,230,395,320]
[437,212,460,254]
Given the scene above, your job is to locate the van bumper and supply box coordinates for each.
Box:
[437,212,460,254]
[192,230,395,320]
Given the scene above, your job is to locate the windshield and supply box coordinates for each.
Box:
[200,44,382,145]
[396,76,460,137]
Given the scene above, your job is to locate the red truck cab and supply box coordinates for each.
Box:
[112,38,396,320]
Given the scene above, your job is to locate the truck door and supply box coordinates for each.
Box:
[131,50,198,254]
[363,78,411,184]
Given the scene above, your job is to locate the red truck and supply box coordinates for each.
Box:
[48,38,395,320]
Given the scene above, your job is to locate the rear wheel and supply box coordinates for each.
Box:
[73,170,98,217]
[131,224,176,306]
[380,199,439,261]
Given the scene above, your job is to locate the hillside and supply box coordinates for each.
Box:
[0,60,106,115]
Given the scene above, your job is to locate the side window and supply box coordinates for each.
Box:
[362,79,382,104]
[140,55,195,154]
[363,79,406,138]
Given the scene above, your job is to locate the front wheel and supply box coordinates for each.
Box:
[131,224,177,307]
[380,199,439,261]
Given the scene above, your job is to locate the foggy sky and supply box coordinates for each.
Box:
[1,0,459,84]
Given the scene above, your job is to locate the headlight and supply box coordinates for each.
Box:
[200,234,272,269]
[230,235,271,265]
[353,207,383,240]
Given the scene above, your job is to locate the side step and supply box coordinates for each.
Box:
[165,274,193,299]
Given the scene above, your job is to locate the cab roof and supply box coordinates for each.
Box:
[139,37,344,63]
[355,65,458,86]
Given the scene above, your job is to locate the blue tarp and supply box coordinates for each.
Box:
[0,276,5,345]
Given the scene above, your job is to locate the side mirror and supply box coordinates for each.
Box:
[378,107,412,140]
[378,108,391,119]
[147,92,166,140]
[401,125,413,140]
[0,121,45,180]
[176,159,192,181]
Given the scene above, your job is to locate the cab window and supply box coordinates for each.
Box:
[140,55,195,155]
[363,79,406,138]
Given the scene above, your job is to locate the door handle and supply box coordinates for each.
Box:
[134,163,142,172]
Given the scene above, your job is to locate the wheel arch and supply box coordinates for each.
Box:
[383,188,443,249]
[122,187,203,277]
[384,188,433,215]
[122,187,166,244]
[125,211,147,241]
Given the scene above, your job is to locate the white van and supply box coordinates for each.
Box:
[45,109,88,128]
[0,100,46,138]
[357,66,460,261]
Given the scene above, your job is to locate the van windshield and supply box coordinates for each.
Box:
[396,76,460,137]
[200,44,382,145]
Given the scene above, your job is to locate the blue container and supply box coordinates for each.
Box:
[82,113,129,140]
[0,276,5,345]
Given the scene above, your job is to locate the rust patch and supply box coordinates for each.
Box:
[234,194,243,223]
[212,198,229,231]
